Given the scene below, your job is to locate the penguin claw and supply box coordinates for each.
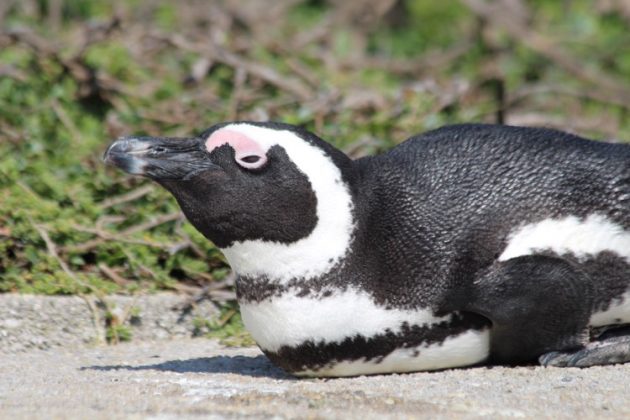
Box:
[539,351,571,367]
[540,335,630,368]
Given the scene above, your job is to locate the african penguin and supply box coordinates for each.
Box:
[104,122,630,377]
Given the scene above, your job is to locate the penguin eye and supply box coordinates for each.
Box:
[205,129,269,170]
[241,155,260,164]
[235,153,268,170]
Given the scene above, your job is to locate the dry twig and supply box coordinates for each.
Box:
[162,33,314,101]
[99,185,155,209]
[65,212,184,254]
[463,0,630,106]
[98,263,130,287]
[29,218,107,344]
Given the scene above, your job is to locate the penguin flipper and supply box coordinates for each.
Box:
[466,255,594,364]
[540,325,630,367]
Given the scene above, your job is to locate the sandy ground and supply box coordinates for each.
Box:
[1,338,629,419]
[0,294,219,353]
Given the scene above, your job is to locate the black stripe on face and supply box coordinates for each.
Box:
[262,312,490,374]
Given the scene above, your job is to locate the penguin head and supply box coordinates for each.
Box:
[104,122,356,280]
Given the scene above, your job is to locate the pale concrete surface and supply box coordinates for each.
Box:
[1,338,629,419]
[0,293,219,352]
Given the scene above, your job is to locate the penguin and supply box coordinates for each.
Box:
[104,122,630,377]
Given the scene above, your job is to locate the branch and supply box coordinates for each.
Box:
[30,218,107,344]
[99,185,155,209]
[161,33,314,101]
[462,0,630,106]
[65,212,184,254]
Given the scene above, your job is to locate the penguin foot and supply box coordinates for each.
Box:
[539,332,630,367]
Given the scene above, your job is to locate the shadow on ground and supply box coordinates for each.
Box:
[82,355,293,379]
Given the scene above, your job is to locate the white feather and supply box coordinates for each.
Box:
[502,214,630,330]
[499,214,630,262]
[215,124,355,283]
[590,292,630,327]
[296,329,490,377]
[241,288,458,352]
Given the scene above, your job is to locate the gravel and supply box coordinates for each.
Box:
[0,293,218,353]
[1,338,629,419]
[1,294,629,419]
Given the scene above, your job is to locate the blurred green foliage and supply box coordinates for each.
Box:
[193,303,257,347]
[0,0,629,296]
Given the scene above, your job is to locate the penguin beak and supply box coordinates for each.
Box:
[104,136,220,180]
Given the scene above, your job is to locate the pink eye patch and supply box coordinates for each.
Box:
[205,129,268,170]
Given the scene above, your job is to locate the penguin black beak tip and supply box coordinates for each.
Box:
[103,137,150,175]
[103,136,218,179]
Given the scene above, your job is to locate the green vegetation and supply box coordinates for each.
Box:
[193,303,256,347]
[1,0,629,302]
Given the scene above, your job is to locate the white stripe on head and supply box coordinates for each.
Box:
[214,123,355,283]
[499,214,630,262]
[239,288,451,352]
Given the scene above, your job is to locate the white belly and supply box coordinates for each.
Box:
[296,329,490,377]
[239,288,490,376]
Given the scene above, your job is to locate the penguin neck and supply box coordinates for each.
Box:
[220,157,358,286]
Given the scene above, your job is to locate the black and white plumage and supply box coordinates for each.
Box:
[104,122,630,377]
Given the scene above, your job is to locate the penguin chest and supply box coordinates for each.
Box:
[238,288,491,376]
